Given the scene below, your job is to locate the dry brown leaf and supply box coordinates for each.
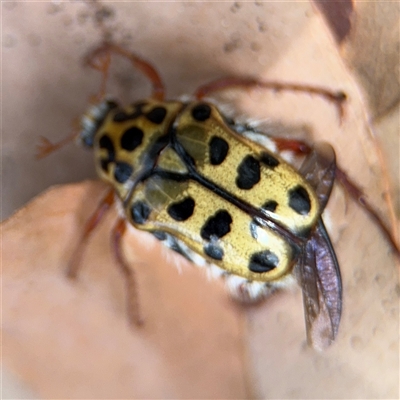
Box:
[343,2,400,119]
[2,2,399,398]
[341,2,400,215]
[313,0,354,44]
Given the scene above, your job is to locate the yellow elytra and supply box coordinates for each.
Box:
[89,98,320,286]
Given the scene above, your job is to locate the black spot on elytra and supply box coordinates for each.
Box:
[146,107,167,124]
[236,155,261,190]
[99,134,115,162]
[260,152,279,168]
[120,127,144,151]
[113,111,131,122]
[201,210,232,240]
[262,200,278,213]
[98,134,115,173]
[249,250,279,273]
[209,136,229,165]
[204,243,224,260]
[152,230,167,241]
[192,103,211,121]
[114,162,133,183]
[167,197,195,221]
[113,102,146,122]
[131,201,151,224]
[288,185,311,215]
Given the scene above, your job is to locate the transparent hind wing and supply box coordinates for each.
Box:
[299,219,342,350]
[299,142,336,212]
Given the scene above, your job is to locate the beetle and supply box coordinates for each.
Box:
[37,42,399,350]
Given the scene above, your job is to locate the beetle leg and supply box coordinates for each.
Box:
[66,188,115,279]
[36,44,111,159]
[35,118,81,159]
[84,42,165,101]
[274,137,400,257]
[35,47,113,159]
[194,77,346,121]
[273,137,313,155]
[111,218,143,326]
[36,134,74,160]
[36,44,113,159]
[37,42,166,159]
